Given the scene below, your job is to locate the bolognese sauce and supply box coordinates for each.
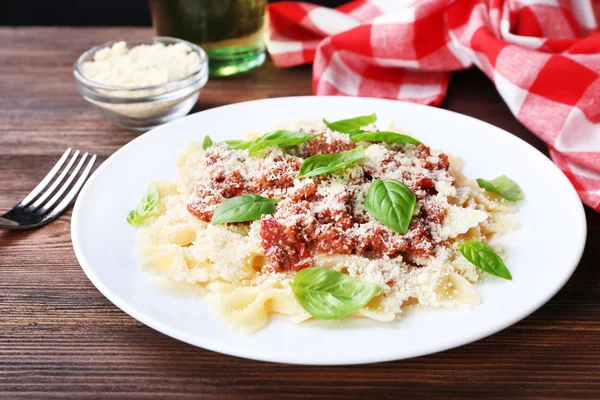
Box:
[188,131,453,272]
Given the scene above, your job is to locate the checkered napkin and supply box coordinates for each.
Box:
[266,0,600,211]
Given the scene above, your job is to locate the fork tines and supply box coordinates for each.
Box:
[12,148,97,226]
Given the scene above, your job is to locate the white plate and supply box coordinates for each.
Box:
[72,96,587,365]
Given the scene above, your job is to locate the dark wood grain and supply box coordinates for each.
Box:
[0,27,599,400]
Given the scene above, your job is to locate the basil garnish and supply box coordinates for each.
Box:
[290,267,382,320]
[225,140,254,150]
[476,175,524,201]
[349,130,421,145]
[202,135,213,150]
[126,182,159,226]
[364,179,416,234]
[211,194,280,225]
[323,113,377,133]
[297,146,365,179]
[248,130,314,155]
[458,240,512,280]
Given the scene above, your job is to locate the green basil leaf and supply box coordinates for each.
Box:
[126,182,159,226]
[290,267,382,320]
[297,146,365,179]
[323,113,377,133]
[349,130,421,145]
[202,135,213,150]
[248,130,314,155]
[458,240,512,280]
[211,194,280,225]
[476,175,523,201]
[225,140,254,150]
[364,179,416,234]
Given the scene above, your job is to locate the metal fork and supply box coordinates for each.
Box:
[0,149,97,229]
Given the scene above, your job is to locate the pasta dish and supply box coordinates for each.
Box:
[129,114,521,333]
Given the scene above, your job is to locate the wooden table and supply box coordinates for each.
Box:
[1,27,599,399]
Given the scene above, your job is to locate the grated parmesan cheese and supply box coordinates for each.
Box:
[80,41,202,120]
[82,41,201,88]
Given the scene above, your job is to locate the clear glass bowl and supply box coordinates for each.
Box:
[74,37,209,131]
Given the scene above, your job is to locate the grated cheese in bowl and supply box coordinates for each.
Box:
[74,37,208,131]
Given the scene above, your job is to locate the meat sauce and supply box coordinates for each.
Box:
[188,138,451,272]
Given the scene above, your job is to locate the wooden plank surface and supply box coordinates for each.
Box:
[0,27,599,399]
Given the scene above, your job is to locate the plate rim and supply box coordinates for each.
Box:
[71,96,588,365]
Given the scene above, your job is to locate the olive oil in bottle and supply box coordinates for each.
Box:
[150,0,266,76]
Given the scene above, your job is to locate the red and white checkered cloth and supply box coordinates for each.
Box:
[266,0,600,211]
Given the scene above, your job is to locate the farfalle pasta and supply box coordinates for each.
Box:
[132,118,519,333]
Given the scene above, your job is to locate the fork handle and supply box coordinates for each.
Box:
[0,216,20,228]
